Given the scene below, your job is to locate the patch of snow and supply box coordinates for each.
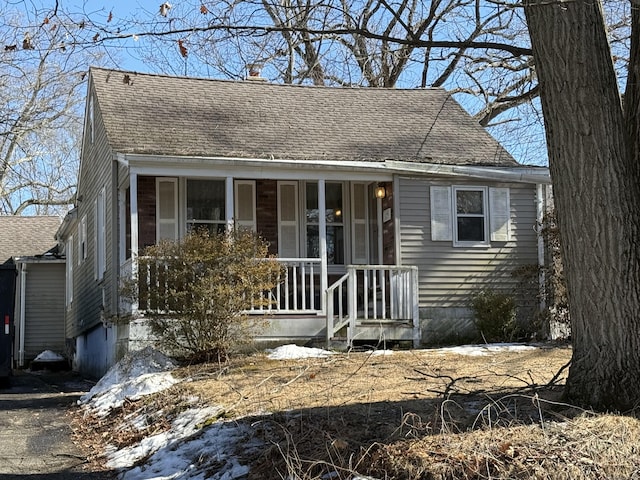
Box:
[267,344,334,360]
[81,343,545,479]
[33,350,65,362]
[434,343,537,356]
[119,419,259,480]
[79,347,179,417]
[370,350,394,356]
[108,406,224,469]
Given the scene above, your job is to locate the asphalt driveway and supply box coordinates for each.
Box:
[0,370,116,480]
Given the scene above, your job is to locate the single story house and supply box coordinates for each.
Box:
[0,216,66,368]
[58,67,551,378]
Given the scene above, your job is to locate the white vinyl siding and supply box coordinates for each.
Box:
[95,187,106,281]
[23,263,66,361]
[156,178,179,241]
[278,181,299,257]
[401,177,537,308]
[88,95,94,144]
[234,180,256,231]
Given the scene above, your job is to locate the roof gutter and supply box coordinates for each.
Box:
[120,153,389,173]
[117,153,550,184]
[384,161,551,184]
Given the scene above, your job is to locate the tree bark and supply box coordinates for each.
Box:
[524,0,640,411]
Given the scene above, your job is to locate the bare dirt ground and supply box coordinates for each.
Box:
[76,344,640,479]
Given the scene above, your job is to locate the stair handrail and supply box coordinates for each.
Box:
[326,272,349,346]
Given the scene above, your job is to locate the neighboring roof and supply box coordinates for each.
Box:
[89,67,518,167]
[0,216,61,264]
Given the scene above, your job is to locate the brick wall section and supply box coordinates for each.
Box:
[138,176,156,249]
[256,180,278,254]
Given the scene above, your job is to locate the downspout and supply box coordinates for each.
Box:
[536,184,546,314]
[18,262,27,367]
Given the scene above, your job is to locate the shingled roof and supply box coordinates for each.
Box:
[90,67,517,167]
[0,216,61,265]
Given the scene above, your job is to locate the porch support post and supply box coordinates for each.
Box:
[393,175,401,265]
[129,172,139,313]
[377,197,383,265]
[118,187,126,266]
[225,176,234,231]
[412,266,420,348]
[130,172,138,259]
[318,179,328,315]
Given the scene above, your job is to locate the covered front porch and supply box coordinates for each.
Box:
[118,165,420,347]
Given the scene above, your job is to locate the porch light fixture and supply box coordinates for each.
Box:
[375,185,386,199]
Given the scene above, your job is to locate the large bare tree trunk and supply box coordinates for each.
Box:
[524,0,640,411]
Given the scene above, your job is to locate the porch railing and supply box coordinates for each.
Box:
[247,258,323,314]
[128,257,323,315]
[326,265,419,347]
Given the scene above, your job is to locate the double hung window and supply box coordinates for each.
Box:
[454,187,488,246]
[186,179,226,234]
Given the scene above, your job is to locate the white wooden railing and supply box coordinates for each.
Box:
[326,265,419,346]
[123,258,418,347]
[127,257,323,315]
[247,258,322,314]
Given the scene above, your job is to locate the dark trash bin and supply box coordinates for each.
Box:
[0,265,16,384]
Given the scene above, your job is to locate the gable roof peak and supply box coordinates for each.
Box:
[87,67,518,167]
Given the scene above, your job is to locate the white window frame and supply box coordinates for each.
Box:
[452,186,490,247]
[95,187,106,281]
[78,215,87,265]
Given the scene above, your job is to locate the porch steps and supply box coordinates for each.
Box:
[330,319,415,347]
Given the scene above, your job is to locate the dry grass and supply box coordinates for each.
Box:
[179,344,583,478]
[75,344,640,479]
[180,345,571,419]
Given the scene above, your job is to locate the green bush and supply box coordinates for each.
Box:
[124,229,284,363]
[470,288,517,343]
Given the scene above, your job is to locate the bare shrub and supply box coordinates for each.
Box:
[470,288,517,342]
[125,230,284,363]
